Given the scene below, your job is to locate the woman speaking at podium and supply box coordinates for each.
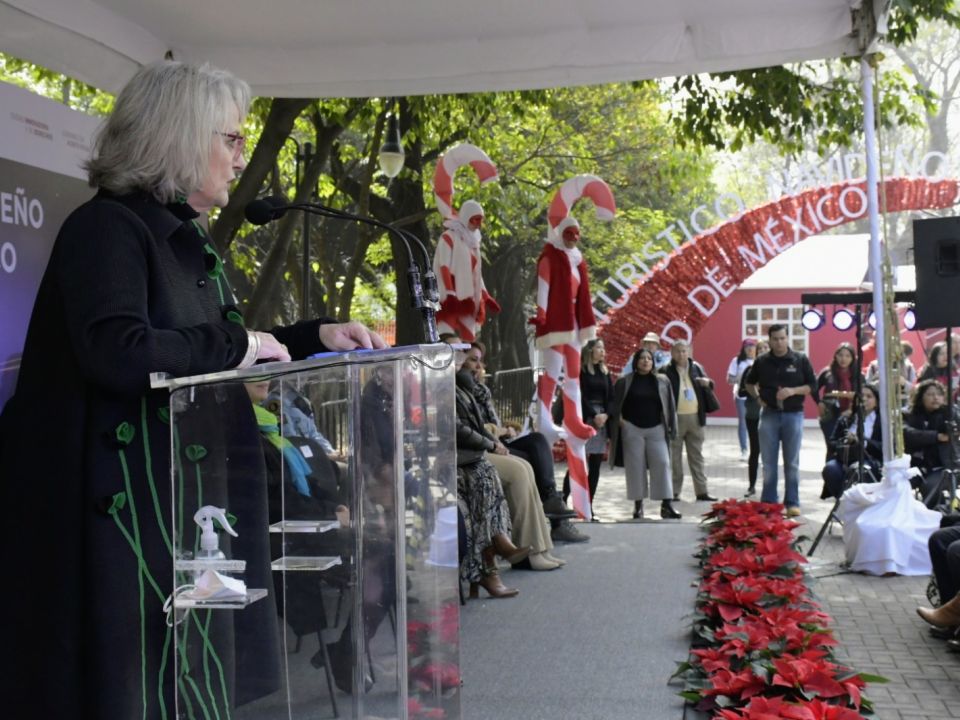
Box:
[0,61,383,719]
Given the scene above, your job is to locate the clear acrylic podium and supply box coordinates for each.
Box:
[152,344,461,720]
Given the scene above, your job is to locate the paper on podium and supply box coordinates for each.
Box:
[183,569,248,602]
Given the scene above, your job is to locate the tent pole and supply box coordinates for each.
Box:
[860,55,893,462]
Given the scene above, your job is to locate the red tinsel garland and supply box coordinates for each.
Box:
[599,178,960,372]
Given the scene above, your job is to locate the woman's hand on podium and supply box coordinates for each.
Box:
[319,321,388,351]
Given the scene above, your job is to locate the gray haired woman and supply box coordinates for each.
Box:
[609,348,681,520]
[0,61,383,719]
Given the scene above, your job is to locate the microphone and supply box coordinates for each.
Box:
[244,196,288,225]
[244,196,440,342]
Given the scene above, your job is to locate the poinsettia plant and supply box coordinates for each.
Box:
[406,600,461,719]
[674,500,886,719]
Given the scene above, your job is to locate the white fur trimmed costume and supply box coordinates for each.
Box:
[432,145,499,342]
[531,176,616,520]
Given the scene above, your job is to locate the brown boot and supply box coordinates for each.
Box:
[469,572,520,598]
[468,547,519,598]
[917,594,960,628]
[491,533,531,565]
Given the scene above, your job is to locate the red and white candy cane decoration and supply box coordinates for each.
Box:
[432,144,500,342]
[532,174,616,520]
[433,143,499,220]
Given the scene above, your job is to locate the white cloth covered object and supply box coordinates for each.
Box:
[838,455,941,576]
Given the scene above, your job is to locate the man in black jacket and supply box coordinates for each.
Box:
[661,340,717,502]
[745,324,817,516]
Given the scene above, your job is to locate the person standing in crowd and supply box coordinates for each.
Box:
[610,348,680,519]
[644,331,671,369]
[661,340,717,503]
[0,61,386,719]
[745,324,817,517]
[740,339,769,497]
[569,338,614,520]
[918,341,960,397]
[727,339,758,460]
[817,342,858,451]
[867,340,916,402]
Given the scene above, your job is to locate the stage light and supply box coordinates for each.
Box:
[801,307,825,331]
[903,307,916,330]
[832,308,855,331]
[867,311,876,329]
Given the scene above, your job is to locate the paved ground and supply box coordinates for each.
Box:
[578,423,960,720]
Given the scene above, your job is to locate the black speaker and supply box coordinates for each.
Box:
[913,216,960,329]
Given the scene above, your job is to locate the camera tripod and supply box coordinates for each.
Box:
[808,303,874,558]
[807,454,877,557]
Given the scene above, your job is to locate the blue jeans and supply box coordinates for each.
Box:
[759,408,804,507]
[735,396,748,452]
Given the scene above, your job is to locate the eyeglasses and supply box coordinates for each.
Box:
[215,131,246,158]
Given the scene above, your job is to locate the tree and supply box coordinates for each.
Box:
[667,0,960,155]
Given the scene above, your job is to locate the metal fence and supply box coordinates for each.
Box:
[308,367,541,451]
[489,366,540,427]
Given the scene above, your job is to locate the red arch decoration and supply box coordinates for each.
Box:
[598,177,960,372]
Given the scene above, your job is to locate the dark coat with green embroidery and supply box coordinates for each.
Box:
[0,191,331,719]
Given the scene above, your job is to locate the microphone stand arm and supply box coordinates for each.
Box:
[289,203,439,343]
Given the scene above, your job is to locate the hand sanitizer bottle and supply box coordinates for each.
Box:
[193,506,238,560]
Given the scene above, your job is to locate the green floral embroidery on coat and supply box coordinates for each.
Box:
[185,444,208,463]
[115,421,136,446]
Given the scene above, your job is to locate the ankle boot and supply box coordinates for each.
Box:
[917,594,960,628]
[469,572,520,598]
[491,533,531,565]
[660,500,681,519]
[543,552,566,566]
[470,549,519,598]
[632,500,644,519]
[527,552,561,571]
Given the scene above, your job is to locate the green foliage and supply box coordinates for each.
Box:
[669,1,960,155]
[0,53,113,114]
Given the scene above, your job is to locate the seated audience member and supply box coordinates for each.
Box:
[465,341,573,519]
[245,381,369,692]
[267,384,346,462]
[441,333,587,545]
[903,379,960,509]
[455,350,563,572]
[821,384,883,500]
[452,351,531,597]
[916,519,960,649]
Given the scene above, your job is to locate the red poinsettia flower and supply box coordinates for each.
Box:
[418,661,461,690]
[703,667,768,700]
[715,696,867,720]
[691,647,735,673]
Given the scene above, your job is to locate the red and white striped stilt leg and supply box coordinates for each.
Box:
[535,347,564,446]
[565,436,591,521]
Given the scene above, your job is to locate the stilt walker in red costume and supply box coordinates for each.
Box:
[530,175,616,520]
[432,143,500,342]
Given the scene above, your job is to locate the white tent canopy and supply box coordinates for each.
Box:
[1,0,875,97]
